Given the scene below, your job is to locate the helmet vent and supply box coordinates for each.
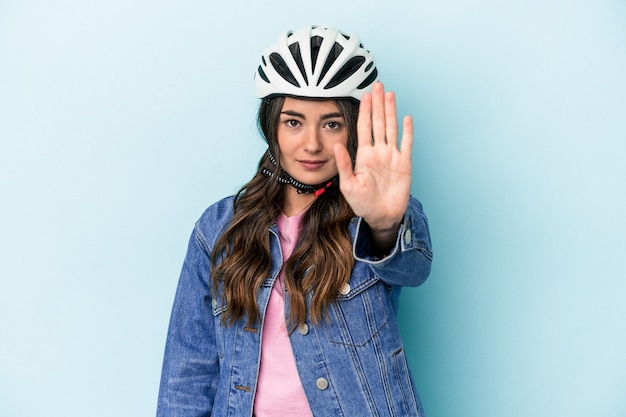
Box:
[269,52,300,87]
[289,42,309,85]
[310,35,323,72]
[257,65,270,83]
[317,42,344,86]
[325,56,366,89]
[357,67,378,90]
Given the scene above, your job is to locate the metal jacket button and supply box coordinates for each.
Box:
[298,323,309,335]
[211,298,217,309]
[404,229,412,246]
[316,377,329,390]
[339,283,351,295]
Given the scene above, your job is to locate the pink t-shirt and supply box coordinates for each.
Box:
[253,211,313,417]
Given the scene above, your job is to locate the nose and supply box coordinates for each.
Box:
[303,127,322,153]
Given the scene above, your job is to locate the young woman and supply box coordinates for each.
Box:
[157,25,433,417]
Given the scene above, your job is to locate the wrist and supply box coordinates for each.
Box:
[364,219,402,253]
[363,217,402,234]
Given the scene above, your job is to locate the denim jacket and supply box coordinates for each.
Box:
[157,195,433,417]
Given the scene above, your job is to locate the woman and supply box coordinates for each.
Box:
[157,25,433,417]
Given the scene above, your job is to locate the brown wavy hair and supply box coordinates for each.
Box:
[211,96,360,329]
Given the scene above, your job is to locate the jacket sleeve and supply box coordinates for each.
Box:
[353,196,433,287]
[157,225,220,417]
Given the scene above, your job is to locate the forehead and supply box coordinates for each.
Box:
[281,97,341,116]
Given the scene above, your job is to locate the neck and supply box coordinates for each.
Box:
[282,186,316,217]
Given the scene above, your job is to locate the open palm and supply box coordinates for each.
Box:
[335,82,413,233]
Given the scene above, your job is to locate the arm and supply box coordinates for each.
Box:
[334,82,414,254]
[157,226,220,417]
[335,82,432,286]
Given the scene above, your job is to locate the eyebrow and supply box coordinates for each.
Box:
[280,110,344,120]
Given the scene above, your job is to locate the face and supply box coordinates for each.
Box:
[276,97,348,186]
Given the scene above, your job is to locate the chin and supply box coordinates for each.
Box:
[294,172,337,185]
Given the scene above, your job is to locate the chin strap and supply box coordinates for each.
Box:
[261,149,337,196]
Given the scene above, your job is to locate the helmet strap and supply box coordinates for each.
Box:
[261,149,337,196]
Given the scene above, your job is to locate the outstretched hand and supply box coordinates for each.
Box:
[334,82,413,248]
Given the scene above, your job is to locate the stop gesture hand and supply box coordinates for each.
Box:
[334,82,413,249]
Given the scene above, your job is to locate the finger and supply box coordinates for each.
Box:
[371,82,386,145]
[385,91,399,149]
[400,115,414,157]
[357,92,373,148]
[333,143,356,189]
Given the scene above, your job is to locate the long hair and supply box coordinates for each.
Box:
[211,96,360,329]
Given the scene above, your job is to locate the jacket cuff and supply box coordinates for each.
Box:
[353,203,432,266]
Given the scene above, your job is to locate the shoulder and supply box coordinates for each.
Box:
[197,195,236,225]
[194,195,236,247]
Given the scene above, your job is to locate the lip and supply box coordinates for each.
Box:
[298,160,327,170]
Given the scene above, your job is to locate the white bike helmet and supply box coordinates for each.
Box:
[254,25,378,101]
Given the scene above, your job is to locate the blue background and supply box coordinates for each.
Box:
[1,1,625,416]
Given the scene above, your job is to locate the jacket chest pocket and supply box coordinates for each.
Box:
[325,270,388,347]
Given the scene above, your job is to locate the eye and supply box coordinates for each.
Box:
[285,119,301,128]
[325,120,343,130]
